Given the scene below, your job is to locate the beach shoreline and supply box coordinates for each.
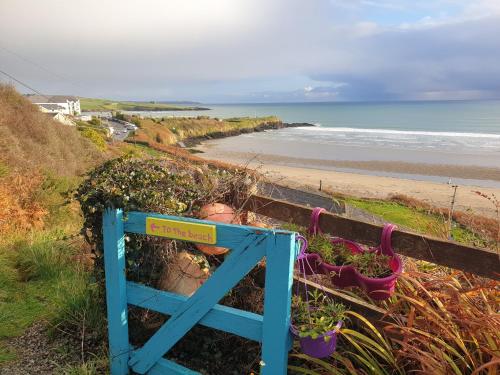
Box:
[196,141,500,218]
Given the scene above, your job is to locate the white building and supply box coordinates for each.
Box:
[26,95,81,115]
[44,112,76,126]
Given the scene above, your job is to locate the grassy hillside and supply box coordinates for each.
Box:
[129,115,281,146]
[80,97,209,112]
[0,86,107,372]
[0,85,102,176]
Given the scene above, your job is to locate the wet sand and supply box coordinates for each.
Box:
[196,142,500,218]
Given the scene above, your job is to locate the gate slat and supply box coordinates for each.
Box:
[124,211,262,248]
[127,281,263,342]
[103,209,130,375]
[129,234,268,374]
[261,232,296,375]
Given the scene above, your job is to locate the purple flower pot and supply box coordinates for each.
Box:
[291,322,342,358]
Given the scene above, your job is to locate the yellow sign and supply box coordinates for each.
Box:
[146,217,217,244]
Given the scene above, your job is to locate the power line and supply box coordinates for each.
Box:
[0,45,70,83]
[0,68,45,96]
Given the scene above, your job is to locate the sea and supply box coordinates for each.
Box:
[122,101,500,187]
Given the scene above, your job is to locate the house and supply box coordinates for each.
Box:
[25,94,81,115]
[44,112,76,126]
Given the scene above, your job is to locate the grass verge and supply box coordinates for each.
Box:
[343,196,487,247]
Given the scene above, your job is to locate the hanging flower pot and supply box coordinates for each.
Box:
[291,322,342,358]
[290,289,346,359]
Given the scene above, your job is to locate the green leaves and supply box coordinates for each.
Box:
[292,291,346,340]
[75,156,257,285]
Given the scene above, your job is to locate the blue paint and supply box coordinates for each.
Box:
[127,281,263,342]
[103,209,130,375]
[261,232,296,375]
[103,209,297,375]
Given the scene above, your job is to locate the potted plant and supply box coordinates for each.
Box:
[290,290,346,358]
[306,207,403,299]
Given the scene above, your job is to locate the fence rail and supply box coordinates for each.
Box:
[244,194,500,280]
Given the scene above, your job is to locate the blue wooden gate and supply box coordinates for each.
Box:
[103,208,298,375]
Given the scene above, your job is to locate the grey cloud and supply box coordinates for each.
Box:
[0,0,499,102]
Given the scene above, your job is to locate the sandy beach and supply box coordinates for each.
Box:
[196,141,500,218]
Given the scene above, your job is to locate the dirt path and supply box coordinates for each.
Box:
[0,323,79,375]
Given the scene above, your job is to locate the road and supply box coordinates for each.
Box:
[103,119,133,141]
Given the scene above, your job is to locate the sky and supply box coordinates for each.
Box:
[1,0,500,103]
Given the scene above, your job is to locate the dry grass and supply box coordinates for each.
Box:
[0,84,102,176]
[0,174,47,235]
[384,269,500,374]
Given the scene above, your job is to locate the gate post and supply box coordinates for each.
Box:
[261,231,296,375]
[103,209,130,375]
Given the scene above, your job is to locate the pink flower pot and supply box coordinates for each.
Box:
[297,253,323,275]
[308,207,403,300]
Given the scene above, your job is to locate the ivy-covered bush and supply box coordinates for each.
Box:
[75,156,257,284]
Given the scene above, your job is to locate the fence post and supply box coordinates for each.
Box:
[261,232,296,375]
[103,208,130,375]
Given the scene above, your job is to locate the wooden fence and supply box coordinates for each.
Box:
[244,194,500,281]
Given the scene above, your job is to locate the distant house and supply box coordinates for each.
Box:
[25,95,81,115]
[44,112,76,126]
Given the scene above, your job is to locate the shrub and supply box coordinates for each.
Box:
[75,157,257,284]
[88,118,102,127]
[155,132,163,143]
[114,112,126,121]
[131,117,141,127]
[79,128,107,151]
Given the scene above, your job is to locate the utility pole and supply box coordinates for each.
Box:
[448,182,458,240]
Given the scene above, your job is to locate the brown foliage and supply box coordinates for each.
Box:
[0,174,48,235]
[0,84,102,176]
[386,269,500,373]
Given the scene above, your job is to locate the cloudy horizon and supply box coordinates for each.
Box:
[1,0,500,103]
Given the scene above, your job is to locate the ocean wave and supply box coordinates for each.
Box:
[295,126,500,139]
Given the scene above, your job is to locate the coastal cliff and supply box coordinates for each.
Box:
[125,115,313,148]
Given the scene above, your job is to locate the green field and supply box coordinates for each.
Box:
[79,97,210,112]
